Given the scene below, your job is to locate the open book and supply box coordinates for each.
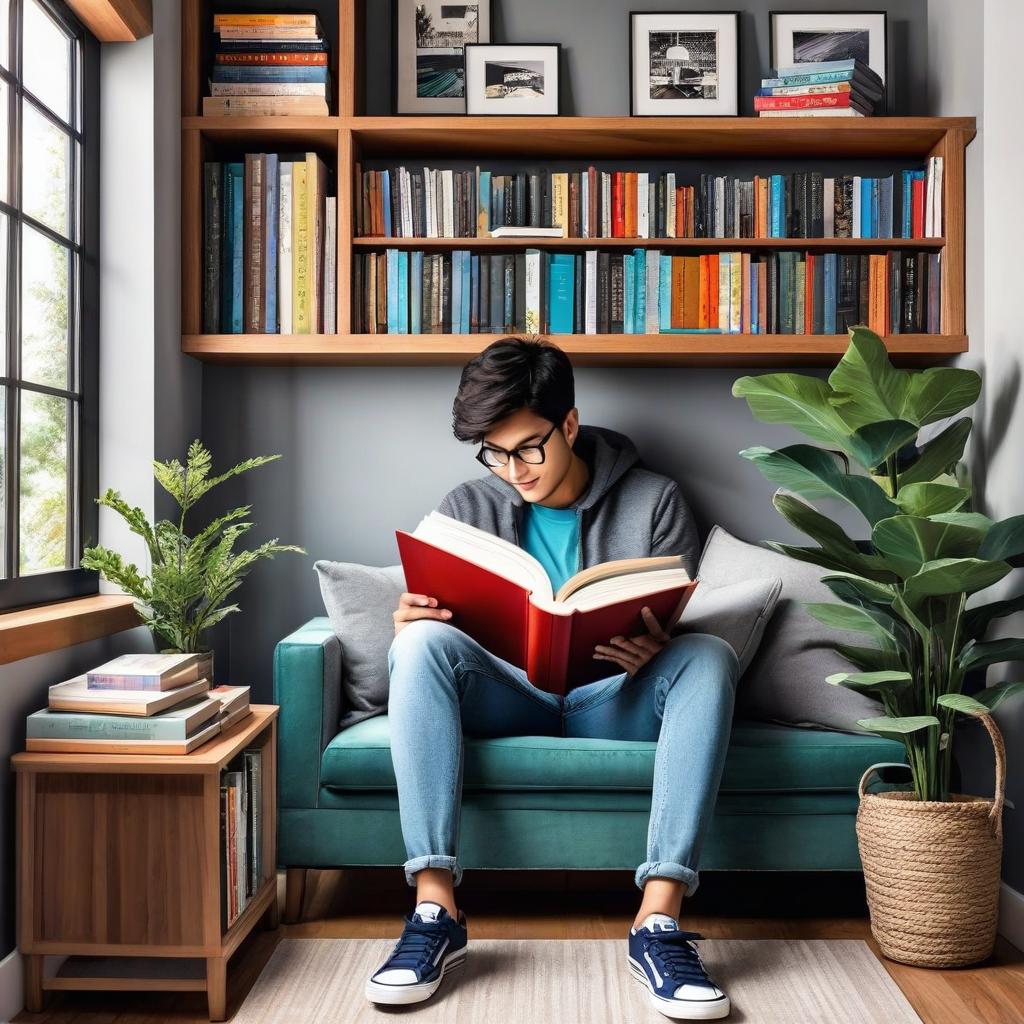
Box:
[395,511,698,695]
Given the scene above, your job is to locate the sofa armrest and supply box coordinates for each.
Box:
[273,617,342,808]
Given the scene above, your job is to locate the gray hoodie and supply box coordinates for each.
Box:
[437,424,702,578]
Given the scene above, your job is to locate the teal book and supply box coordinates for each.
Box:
[27,698,221,742]
[397,250,409,333]
[451,251,463,333]
[478,170,491,235]
[623,254,635,335]
[411,251,424,333]
[633,248,646,335]
[226,162,244,333]
[658,254,672,332]
[461,249,472,332]
[386,249,400,333]
[549,253,575,333]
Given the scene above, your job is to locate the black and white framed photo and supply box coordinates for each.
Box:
[464,44,561,116]
[395,0,491,114]
[629,12,739,116]
[770,11,887,108]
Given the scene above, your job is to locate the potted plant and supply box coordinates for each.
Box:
[733,327,1022,967]
[82,440,305,676]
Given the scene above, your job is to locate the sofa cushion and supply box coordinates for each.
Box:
[697,526,884,733]
[672,576,783,674]
[320,714,904,794]
[313,560,406,730]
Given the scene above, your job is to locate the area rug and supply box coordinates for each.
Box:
[232,937,921,1023]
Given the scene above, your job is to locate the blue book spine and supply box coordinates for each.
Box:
[760,69,856,88]
[900,171,911,238]
[386,249,399,334]
[230,163,243,333]
[397,251,409,334]
[774,58,858,77]
[470,253,480,331]
[881,175,893,238]
[461,250,471,332]
[382,170,392,237]
[861,178,871,238]
[211,66,330,83]
[479,172,491,234]
[771,175,783,237]
[264,153,278,333]
[633,248,646,335]
[219,163,234,332]
[658,255,672,332]
[824,253,837,333]
[411,251,423,334]
[549,254,574,333]
[871,178,879,238]
[623,254,635,334]
[451,251,463,332]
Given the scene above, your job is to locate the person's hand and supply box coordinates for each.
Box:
[393,592,454,636]
[593,606,672,678]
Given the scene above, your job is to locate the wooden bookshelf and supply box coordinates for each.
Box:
[180,0,976,366]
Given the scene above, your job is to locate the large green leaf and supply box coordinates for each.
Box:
[732,374,853,448]
[963,591,1024,639]
[903,367,982,426]
[821,572,899,605]
[767,542,895,580]
[894,483,971,517]
[740,445,899,525]
[973,682,1024,712]
[871,515,989,575]
[897,417,973,488]
[904,558,1012,604]
[827,670,913,695]
[826,328,909,427]
[847,420,922,471]
[978,515,1024,562]
[936,693,989,717]
[835,642,903,672]
[858,715,940,740]
[805,603,896,642]
[958,637,1024,673]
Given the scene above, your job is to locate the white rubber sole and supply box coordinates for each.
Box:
[365,946,467,1005]
[628,956,731,1020]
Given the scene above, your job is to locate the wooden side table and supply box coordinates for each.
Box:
[13,704,279,1021]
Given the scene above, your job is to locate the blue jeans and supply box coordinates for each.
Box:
[386,619,739,898]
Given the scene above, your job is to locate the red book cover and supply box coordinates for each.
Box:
[396,528,697,696]
[911,177,925,238]
[708,253,719,327]
[612,172,624,237]
[753,92,858,110]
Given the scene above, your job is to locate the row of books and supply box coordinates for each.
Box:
[356,160,944,241]
[205,12,332,116]
[202,154,337,334]
[353,248,941,337]
[222,747,265,929]
[755,58,885,118]
[26,653,252,755]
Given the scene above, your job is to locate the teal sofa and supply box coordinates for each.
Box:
[274,617,906,916]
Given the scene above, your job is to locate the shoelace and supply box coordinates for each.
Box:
[646,930,716,987]
[382,918,446,970]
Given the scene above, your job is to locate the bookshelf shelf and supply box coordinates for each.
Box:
[179,0,976,366]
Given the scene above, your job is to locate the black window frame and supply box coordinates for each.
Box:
[0,0,99,613]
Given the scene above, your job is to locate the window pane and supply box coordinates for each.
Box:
[24,0,71,124]
[23,102,71,238]
[20,389,69,574]
[0,0,8,70]
[21,224,70,389]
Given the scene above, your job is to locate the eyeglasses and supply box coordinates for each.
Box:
[475,423,559,469]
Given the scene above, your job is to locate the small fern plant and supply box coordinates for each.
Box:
[82,440,305,653]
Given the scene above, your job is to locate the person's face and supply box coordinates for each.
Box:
[479,407,579,504]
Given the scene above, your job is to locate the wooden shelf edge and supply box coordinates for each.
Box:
[353,236,946,249]
[181,334,967,366]
[0,594,140,666]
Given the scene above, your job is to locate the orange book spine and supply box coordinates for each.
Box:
[625,172,637,237]
[698,254,709,327]
[671,257,685,328]
[708,253,719,327]
[683,255,700,328]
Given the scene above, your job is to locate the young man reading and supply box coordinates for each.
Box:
[366,338,737,1021]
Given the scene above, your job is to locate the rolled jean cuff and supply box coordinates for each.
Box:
[635,861,699,898]
[404,855,463,888]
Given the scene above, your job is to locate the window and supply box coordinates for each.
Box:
[0,0,98,612]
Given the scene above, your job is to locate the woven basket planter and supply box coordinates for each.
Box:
[856,712,1005,968]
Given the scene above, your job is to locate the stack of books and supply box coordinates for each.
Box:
[205,12,332,117]
[26,653,252,755]
[754,58,884,118]
[354,246,941,337]
[222,746,265,929]
[202,153,337,334]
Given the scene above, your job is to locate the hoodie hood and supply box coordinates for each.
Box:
[481,424,641,511]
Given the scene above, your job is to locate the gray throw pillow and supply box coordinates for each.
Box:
[696,526,884,733]
[671,576,783,674]
[313,561,406,730]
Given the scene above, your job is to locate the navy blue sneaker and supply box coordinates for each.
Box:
[365,901,468,1005]
[628,913,730,1020]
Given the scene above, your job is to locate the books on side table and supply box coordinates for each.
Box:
[26,653,252,755]
[396,510,697,696]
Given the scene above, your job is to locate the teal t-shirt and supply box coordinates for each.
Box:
[521,502,581,594]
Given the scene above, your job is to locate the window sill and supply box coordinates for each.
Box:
[0,595,141,666]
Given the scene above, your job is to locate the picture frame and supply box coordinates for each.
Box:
[769,11,888,113]
[464,44,561,116]
[394,0,491,115]
[629,12,740,116]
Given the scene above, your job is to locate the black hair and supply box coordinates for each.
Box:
[451,337,576,443]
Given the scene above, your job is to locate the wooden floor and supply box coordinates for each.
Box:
[14,868,1024,1023]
